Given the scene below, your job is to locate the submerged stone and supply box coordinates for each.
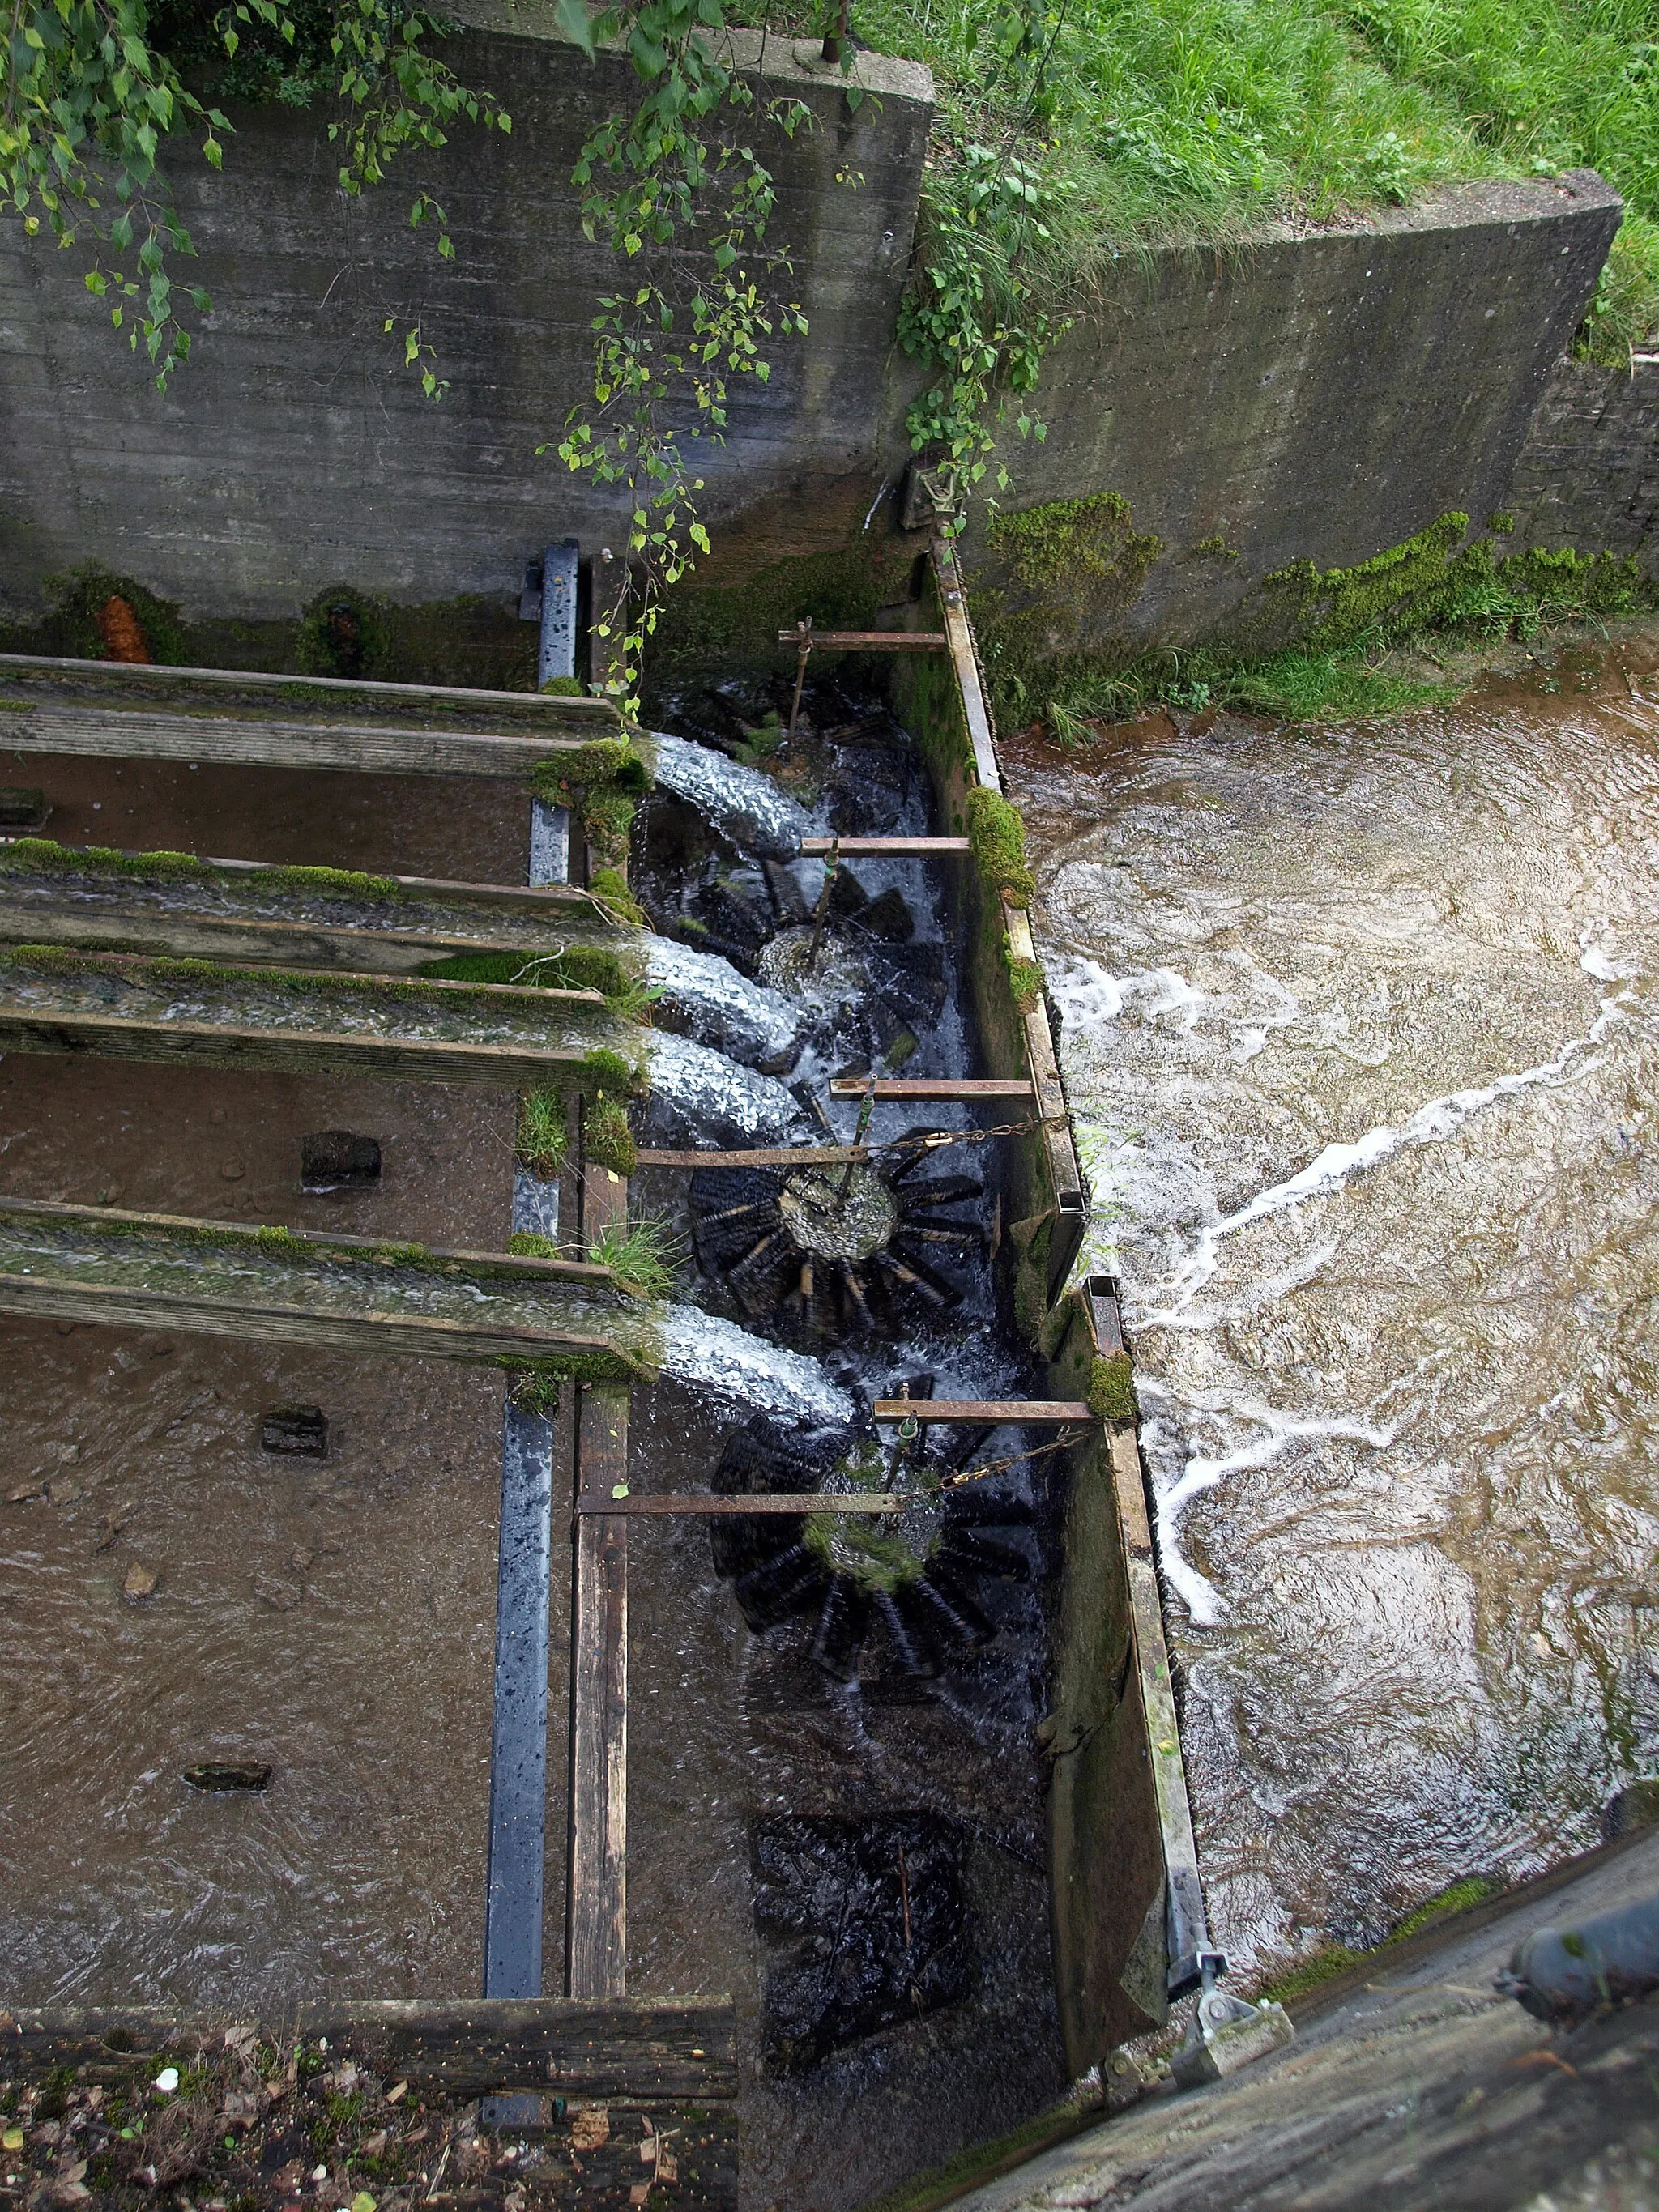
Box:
[181,1763,273,1793]
[753,1812,972,2069]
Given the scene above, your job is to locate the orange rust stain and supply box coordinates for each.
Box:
[96,595,151,664]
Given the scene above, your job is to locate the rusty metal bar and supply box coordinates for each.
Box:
[827,1077,1034,1100]
[872,1399,1095,1426]
[775,631,948,651]
[576,1494,902,1516]
[798,837,971,855]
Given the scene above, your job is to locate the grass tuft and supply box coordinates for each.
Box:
[588,1214,683,1298]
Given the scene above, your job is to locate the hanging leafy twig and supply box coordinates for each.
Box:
[548,0,815,704]
[0,0,505,389]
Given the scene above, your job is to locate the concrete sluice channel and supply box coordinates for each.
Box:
[0,641,1095,2210]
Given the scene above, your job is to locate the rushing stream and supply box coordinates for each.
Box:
[1006,639,1659,1973]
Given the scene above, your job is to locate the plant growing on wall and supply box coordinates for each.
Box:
[1,0,506,386]
[548,0,816,703]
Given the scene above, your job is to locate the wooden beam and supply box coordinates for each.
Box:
[0,846,625,975]
[577,1494,902,1515]
[872,1399,1095,1425]
[0,948,630,1088]
[0,1196,610,1282]
[569,1148,630,2003]
[0,654,620,777]
[0,900,621,976]
[798,837,971,855]
[0,1998,738,2101]
[0,843,616,918]
[0,1197,656,1371]
[774,631,947,650]
[930,537,1002,791]
[828,1076,1034,1100]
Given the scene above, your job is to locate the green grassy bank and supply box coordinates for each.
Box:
[830,0,1659,363]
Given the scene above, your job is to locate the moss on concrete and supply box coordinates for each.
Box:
[583,1092,638,1176]
[966,787,1036,908]
[0,837,403,902]
[641,545,917,691]
[588,867,649,928]
[1004,939,1043,1012]
[1256,1871,1506,2005]
[1088,1353,1137,1426]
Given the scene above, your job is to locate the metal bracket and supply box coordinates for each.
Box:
[902,462,958,532]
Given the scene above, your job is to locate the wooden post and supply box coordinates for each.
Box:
[567,1137,630,2000]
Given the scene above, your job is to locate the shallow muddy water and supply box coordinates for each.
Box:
[0,694,1064,2212]
[1005,640,1659,1973]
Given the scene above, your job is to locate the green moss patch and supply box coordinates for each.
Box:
[1087,1353,1137,1425]
[0,837,403,901]
[966,787,1036,908]
[1256,1871,1505,2005]
[583,1093,639,1178]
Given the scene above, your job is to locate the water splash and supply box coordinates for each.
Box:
[659,1306,852,1426]
[645,937,803,1073]
[649,731,808,860]
[646,1029,808,1144]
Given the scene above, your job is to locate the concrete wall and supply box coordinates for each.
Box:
[1507,353,1659,577]
[958,173,1627,654]
[0,15,1648,652]
[0,7,932,624]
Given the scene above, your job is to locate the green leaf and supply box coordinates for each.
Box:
[556,0,598,60]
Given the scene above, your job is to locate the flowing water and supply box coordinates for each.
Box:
[1005,638,1659,1972]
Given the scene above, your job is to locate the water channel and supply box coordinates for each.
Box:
[1006,634,1659,1975]
[0,676,1064,2212]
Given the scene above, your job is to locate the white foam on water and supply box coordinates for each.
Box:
[645,1029,807,1143]
[645,936,802,1072]
[649,730,808,860]
[659,1306,853,1425]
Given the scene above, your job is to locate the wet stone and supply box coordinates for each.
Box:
[753,1812,972,2070]
[301,1131,382,1191]
[262,1405,329,1458]
[181,1762,273,1794]
[0,788,47,829]
[858,886,915,943]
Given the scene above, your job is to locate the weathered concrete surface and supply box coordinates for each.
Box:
[0,12,932,623]
[1508,354,1659,577]
[948,1825,1659,2212]
[963,173,1626,653]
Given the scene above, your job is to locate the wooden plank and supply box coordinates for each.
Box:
[774,631,948,650]
[569,1145,630,2002]
[0,1007,614,1088]
[0,1195,611,1282]
[828,1076,1034,1099]
[577,1494,902,1515]
[0,1998,738,2100]
[798,837,971,855]
[872,1399,1095,1425]
[0,1198,655,1370]
[1004,897,1089,1289]
[0,652,622,730]
[930,536,1003,791]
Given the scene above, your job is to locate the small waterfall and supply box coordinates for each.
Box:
[646,1028,808,1144]
[649,730,808,860]
[659,1306,853,1426]
[645,936,803,1073]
